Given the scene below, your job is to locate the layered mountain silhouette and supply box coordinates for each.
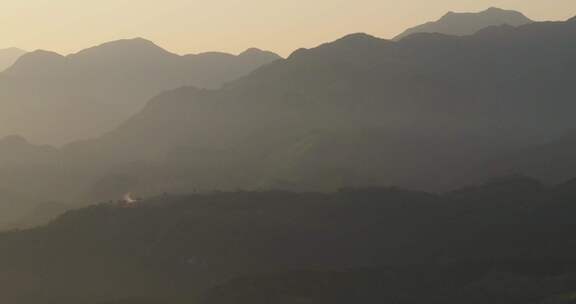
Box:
[2,7,576,304]
[0,38,280,144]
[71,16,575,194]
[0,47,26,71]
[394,7,533,40]
[1,14,576,227]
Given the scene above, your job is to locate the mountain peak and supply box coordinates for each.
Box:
[395,7,532,40]
[330,33,388,49]
[240,48,265,55]
[5,50,65,74]
[485,7,506,13]
[22,49,62,58]
[70,37,175,60]
[239,48,281,59]
[287,32,393,62]
[439,7,530,21]
[482,7,529,18]
[330,33,394,52]
[101,37,158,48]
[442,7,524,18]
[338,32,380,42]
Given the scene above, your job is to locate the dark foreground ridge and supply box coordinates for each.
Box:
[1,175,576,303]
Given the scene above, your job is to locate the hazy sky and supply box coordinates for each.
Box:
[1,0,574,56]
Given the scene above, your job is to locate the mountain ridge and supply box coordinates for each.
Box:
[81,17,576,193]
[8,38,282,75]
[1,17,576,226]
[0,38,281,144]
[0,47,26,71]
[394,7,533,40]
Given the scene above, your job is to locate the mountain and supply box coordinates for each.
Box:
[0,135,56,167]
[475,131,576,185]
[394,7,533,40]
[0,135,61,227]
[74,17,576,194]
[1,17,575,226]
[0,47,25,71]
[1,180,576,303]
[0,38,280,144]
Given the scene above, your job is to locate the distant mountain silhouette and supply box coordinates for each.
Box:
[0,47,25,71]
[73,17,575,194]
[0,38,280,144]
[2,10,576,304]
[1,17,576,226]
[394,7,532,40]
[0,135,56,167]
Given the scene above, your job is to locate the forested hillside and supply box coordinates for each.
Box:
[1,176,576,303]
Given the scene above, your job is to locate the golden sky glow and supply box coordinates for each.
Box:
[1,0,574,56]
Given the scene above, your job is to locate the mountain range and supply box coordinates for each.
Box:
[2,7,576,303]
[1,10,576,228]
[0,38,280,144]
[394,7,533,39]
[0,47,26,71]
[73,15,576,194]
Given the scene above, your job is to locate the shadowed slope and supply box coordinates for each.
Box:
[77,18,576,193]
[1,179,576,303]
